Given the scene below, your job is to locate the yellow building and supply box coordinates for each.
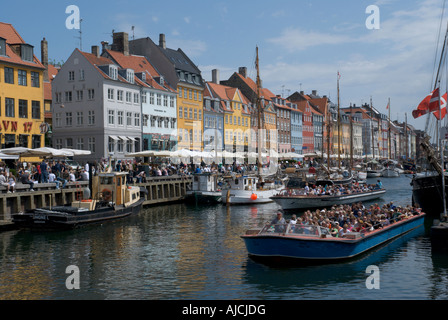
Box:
[177,83,204,151]
[206,82,251,152]
[0,22,46,151]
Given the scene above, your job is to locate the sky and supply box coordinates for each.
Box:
[2,0,448,132]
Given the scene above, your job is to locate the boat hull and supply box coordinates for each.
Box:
[271,189,386,210]
[12,198,145,230]
[222,188,281,204]
[185,191,222,204]
[382,169,399,177]
[367,171,382,178]
[241,213,425,261]
[411,173,448,215]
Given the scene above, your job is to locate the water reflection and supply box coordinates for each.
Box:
[0,176,444,300]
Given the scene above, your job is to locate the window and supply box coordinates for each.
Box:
[55,138,63,149]
[66,138,73,148]
[77,111,83,125]
[108,88,114,100]
[55,92,62,103]
[21,44,33,62]
[18,70,27,86]
[134,93,139,104]
[118,111,123,125]
[178,88,182,98]
[76,90,83,101]
[31,72,40,87]
[32,101,40,119]
[65,91,72,102]
[19,100,27,118]
[163,95,168,106]
[134,113,140,127]
[76,137,84,150]
[117,90,123,101]
[88,89,95,100]
[108,137,115,153]
[108,110,115,125]
[179,107,183,118]
[127,112,132,126]
[117,139,123,152]
[4,67,13,84]
[141,92,147,104]
[55,113,61,127]
[88,110,95,125]
[79,69,85,80]
[66,112,72,126]
[170,97,174,108]
[68,71,75,81]
[88,137,95,152]
[32,135,41,149]
[150,92,155,104]
[5,98,14,117]
[126,92,131,103]
[0,38,5,56]
[157,94,161,105]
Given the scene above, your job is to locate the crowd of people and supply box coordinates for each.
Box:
[279,180,383,197]
[270,201,424,237]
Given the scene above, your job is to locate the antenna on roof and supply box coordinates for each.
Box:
[74,18,83,50]
[132,26,135,40]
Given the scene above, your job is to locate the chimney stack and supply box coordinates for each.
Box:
[112,32,129,56]
[41,37,49,82]
[159,34,166,49]
[239,67,247,78]
[212,69,219,84]
[91,45,100,58]
[312,90,317,96]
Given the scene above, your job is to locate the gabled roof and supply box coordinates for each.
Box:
[104,49,176,92]
[0,22,45,69]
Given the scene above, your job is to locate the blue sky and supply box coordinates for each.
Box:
[2,0,448,131]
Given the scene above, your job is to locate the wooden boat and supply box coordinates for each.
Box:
[12,171,145,229]
[382,166,400,177]
[270,187,386,210]
[185,172,222,204]
[241,211,425,261]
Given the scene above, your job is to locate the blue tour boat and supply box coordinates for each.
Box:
[241,211,425,261]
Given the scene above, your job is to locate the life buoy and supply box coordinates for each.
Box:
[102,188,112,201]
[250,193,258,200]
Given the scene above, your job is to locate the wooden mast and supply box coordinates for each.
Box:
[337,72,341,168]
[255,46,263,174]
[388,98,391,159]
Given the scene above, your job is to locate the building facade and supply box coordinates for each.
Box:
[0,22,46,151]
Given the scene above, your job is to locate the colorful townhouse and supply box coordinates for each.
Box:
[103,33,178,152]
[130,34,204,151]
[290,102,302,154]
[51,47,142,162]
[203,76,225,154]
[296,100,314,154]
[0,22,46,151]
[221,67,277,155]
[205,71,251,154]
[272,95,292,154]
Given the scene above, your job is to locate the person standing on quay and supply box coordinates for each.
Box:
[40,159,48,183]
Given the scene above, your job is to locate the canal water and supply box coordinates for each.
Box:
[0,174,447,300]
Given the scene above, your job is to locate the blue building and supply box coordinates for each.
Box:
[289,102,303,155]
[203,82,224,154]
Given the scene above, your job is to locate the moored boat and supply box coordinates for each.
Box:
[241,211,425,261]
[185,172,222,204]
[270,187,386,211]
[12,171,145,229]
[221,174,285,205]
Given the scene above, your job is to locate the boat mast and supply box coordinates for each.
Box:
[370,97,375,159]
[388,98,391,160]
[255,46,263,174]
[327,106,331,169]
[337,72,341,168]
[350,103,353,173]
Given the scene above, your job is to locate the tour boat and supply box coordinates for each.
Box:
[382,167,400,178]
[241,211,425,261]
[270,187,386,211]
[12,171,145,229]
[185,172,222,204]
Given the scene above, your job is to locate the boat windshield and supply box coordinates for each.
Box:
[260,223,325,237]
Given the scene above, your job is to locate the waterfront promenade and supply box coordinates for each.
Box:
[0,175,192,229]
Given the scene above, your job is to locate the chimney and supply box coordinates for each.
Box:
[91,45,100,58]
[159,34,166,49]
[41,37,49,82]
[212,69,219,84]
[112,32,129,56]
[312,90,317,96]
[101,41,110,52]
[238,67,247,78]
[300,91,304,95]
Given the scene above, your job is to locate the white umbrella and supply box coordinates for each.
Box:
[59,148,91,156]
[0,147,52,157]
[171,149,193,157]
[34,147,74,157]
[0,152,19,160]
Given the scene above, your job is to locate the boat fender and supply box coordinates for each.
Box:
[250,193,258,200]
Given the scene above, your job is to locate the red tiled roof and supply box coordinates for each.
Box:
[0,22,44,69]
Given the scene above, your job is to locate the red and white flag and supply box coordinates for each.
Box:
[433,92,448,120]
[412,88,441,119]
[428,87,441,112]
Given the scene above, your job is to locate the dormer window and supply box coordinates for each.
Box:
[21,44,33,62]
[109,65,118,80]
[0,37,6,56]
[126,69,134,84]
